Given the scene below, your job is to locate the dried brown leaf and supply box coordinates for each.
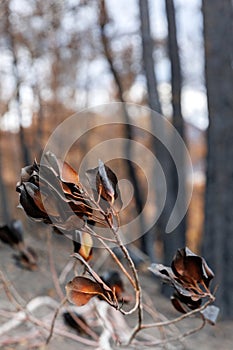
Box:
[72,252,116,305]
[66,276,104,306]
[17,183,50,221]
[96,160,116,204]
[170,295,188,314]
[172,247,214,288]
[86,160,122,211]
[72,231,93,261]
[45,152,79,185]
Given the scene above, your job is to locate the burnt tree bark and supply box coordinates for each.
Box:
[202,0,233,319]
[99,0,149,259]
[139,0,186,265]
[163,0,186,265]
[165,0,184,139]
[139,0,161,114]
[35,84,45,158]
[139,0,162,262]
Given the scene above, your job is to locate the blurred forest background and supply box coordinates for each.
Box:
[0,0,232,323]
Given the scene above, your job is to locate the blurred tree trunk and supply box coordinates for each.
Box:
[0,138,11,223]
[163,0,186,266]
[165,0,184,139]
[202,0,233,319]
[139,0,185,265]
[99,0,149,261]
[139,0,161,262]
[5,1,31,166]
[35,85,45,158]
[139,0,161,114]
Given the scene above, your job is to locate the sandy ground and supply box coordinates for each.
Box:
[0,224,232,350]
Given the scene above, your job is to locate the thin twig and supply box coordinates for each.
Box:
[93,249,109,272]
[47,232,64,300]
[82,174,144,340]
[0,292,98,347]
[85,225,136,288]
[27,312,99,347]
[84,226,117,243]
[0,330,42,347]
[95,301,114,350]
[139,316,206,347]
[105,218,143,343]
[143,303,171,345]
[141,296,214,330]
[0,296,58,337]
[59,260,74,284]
[0,270,24,310]
[46,297,67,344]
[142,289,182,338]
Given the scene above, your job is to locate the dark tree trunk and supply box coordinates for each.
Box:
[139,0,162,262]
[139,0,161,114]
[165,0,184,139]
[202,0,233,319]
[0,139,11,223]
[99,0,148,257]
[35,85,45,158]
[139,0,186,265]
[163,0,186,266]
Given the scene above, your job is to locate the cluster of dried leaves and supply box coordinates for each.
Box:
[16,152,122,234]
[149,247,219,324]
[12,151,219,346]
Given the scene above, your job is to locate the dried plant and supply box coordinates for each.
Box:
[149,248,218,323]
[10,151,219,347]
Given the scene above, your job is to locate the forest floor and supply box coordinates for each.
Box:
[0,224,232,350]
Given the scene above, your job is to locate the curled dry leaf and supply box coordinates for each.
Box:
[72,252,117,307]
[86,160,122,212]
[66,276,116,307]
[149,247,215,314]
[66,276,104,306]
[44,151,79,185]
[172,247,214,288]
[170,294,188,314]
[72,230,93,261]
[171,292,202,314]
[97,160,116,204]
